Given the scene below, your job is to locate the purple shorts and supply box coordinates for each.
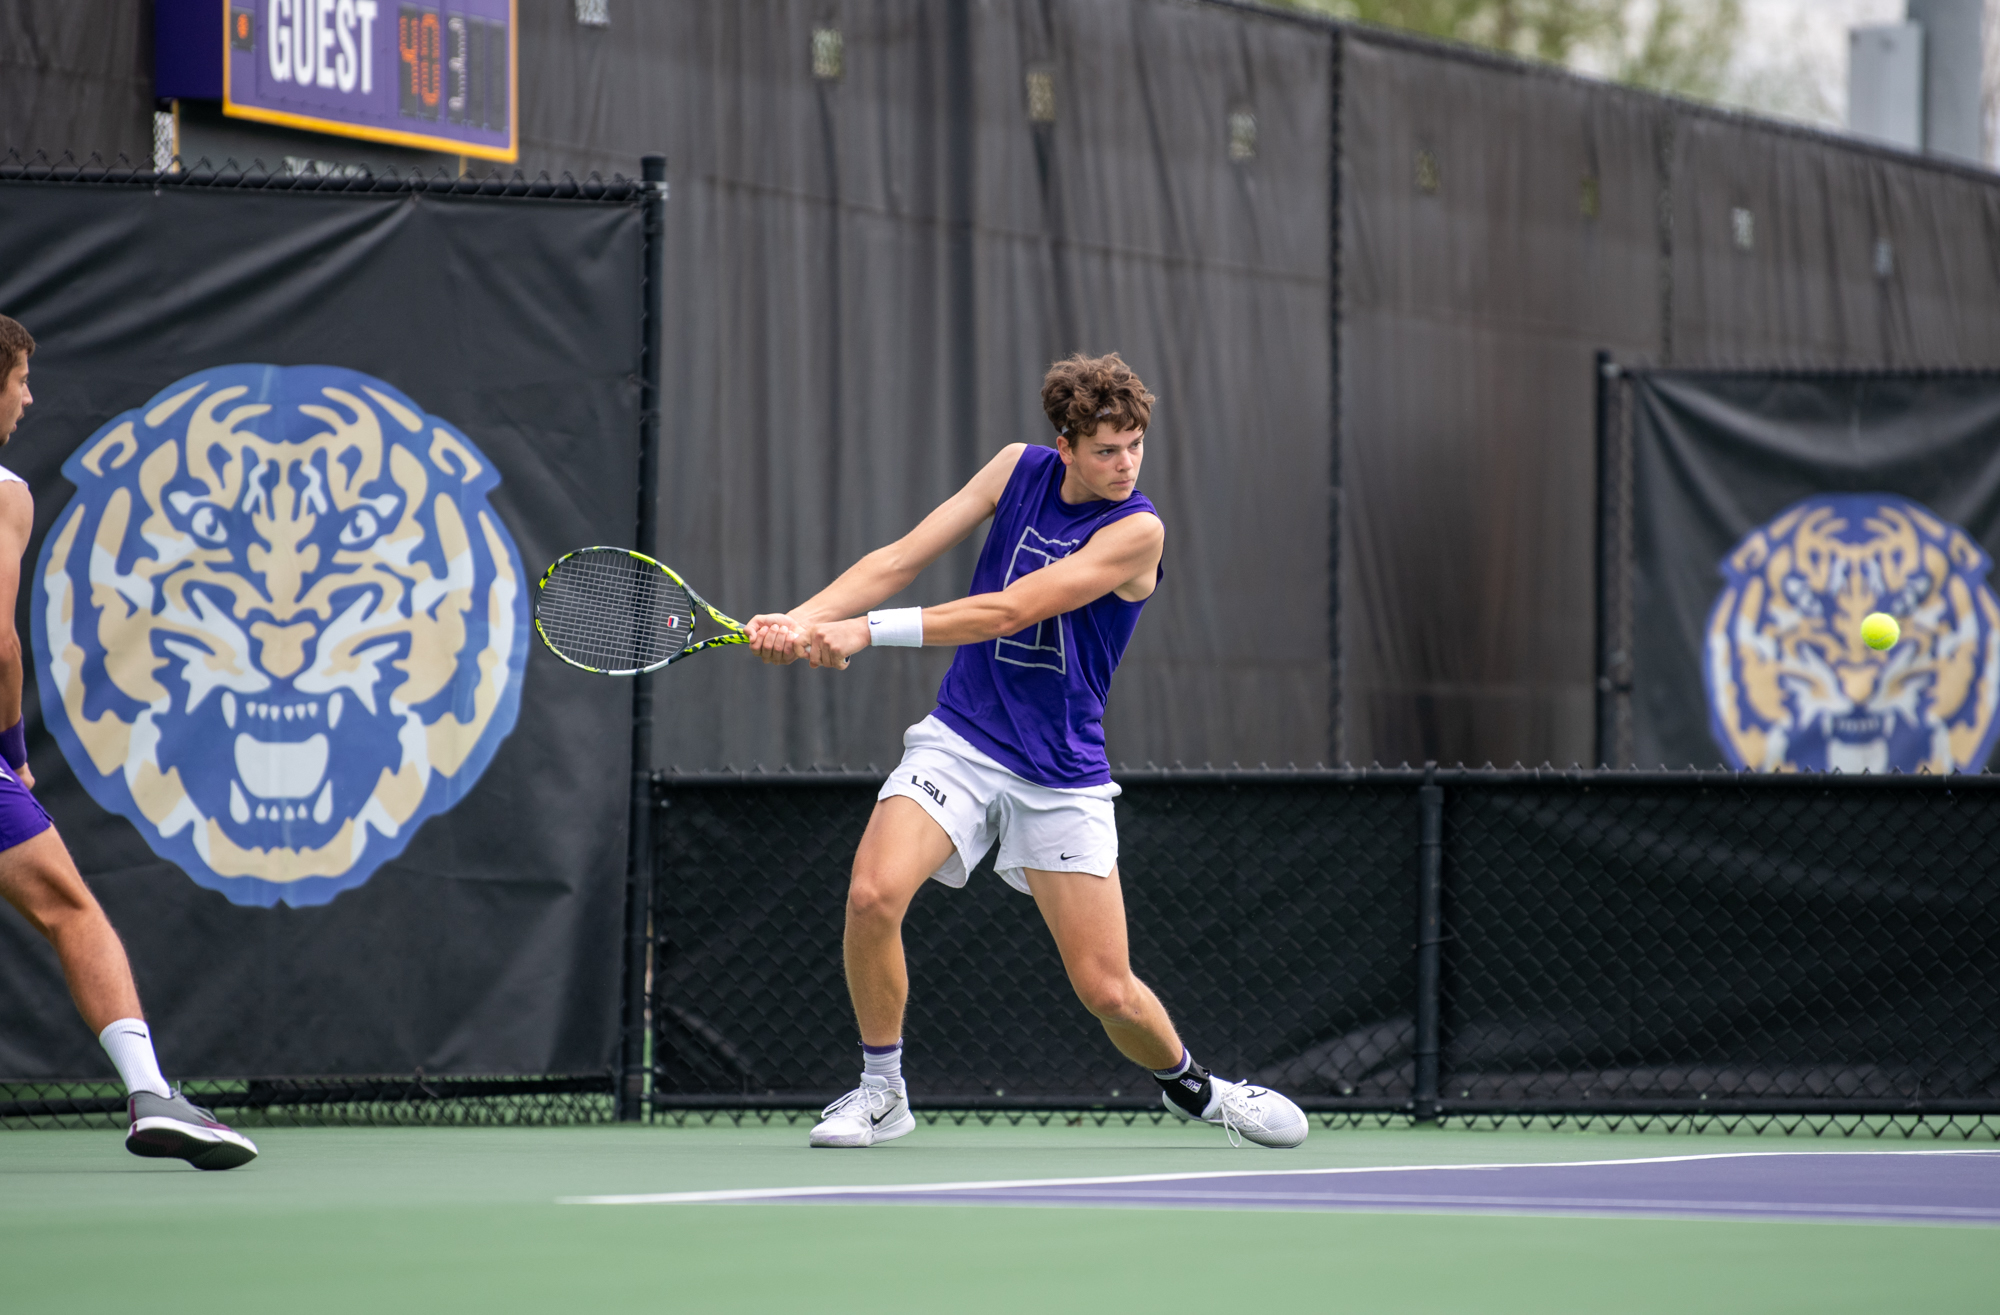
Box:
[0,762,54,853]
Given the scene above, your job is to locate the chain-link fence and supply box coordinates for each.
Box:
[1445,777,2000,1112]
[651,775,1416,1111]
[14,767,1994,1132]
[652,769,2000,1127]
[0,147,640,197]
[0,1075,616,1130]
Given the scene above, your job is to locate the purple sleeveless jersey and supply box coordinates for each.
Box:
[932,445,1159,788]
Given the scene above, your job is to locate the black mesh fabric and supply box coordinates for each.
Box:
[1442,781,2000,1109]
[652,778,1416,1107]
[654,771,2000,1116]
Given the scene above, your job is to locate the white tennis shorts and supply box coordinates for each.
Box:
[877,715,1120,895]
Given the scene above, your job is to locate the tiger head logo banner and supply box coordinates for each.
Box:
[1705,493,2000,774]
[32,365,528,907]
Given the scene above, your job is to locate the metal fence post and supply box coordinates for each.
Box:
[1594,350,1629,769]
[1327,25,1346,767]
[1594,351,1613,768]
[618,153,669,1122]
[1413,764,1444,1122]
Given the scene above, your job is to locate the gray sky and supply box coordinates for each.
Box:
[1562,1,1906,125]
[1729,0,1904,126]
[1727,0,1999,165]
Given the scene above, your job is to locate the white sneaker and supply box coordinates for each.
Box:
[1164,1076,1309,1149]
[808,1074,915,1148]
[125,1089,260,1170]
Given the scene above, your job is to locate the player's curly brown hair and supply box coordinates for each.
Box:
[1041,352,1154,442]
[0,315,34,382]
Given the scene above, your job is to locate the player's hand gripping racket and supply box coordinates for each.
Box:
[534,547,749,675]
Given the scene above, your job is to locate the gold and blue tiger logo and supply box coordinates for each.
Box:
[1705,493,2000,774]
[31,366,527,906]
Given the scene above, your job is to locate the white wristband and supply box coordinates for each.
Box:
[866,607,924,648]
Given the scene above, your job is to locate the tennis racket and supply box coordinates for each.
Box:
[534,547,749,675]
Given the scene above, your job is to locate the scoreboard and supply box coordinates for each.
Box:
[223,0,516,162]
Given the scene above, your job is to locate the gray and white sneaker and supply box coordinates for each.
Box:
[1165,1076,1309,1149]
[809,1074,915,1148]
[125,1089,259,1170]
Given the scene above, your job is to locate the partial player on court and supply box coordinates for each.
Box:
[747,352,1308,1150]
[0,316,257,1169]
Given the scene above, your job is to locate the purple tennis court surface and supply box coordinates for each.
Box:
[572,1152,2000,1225]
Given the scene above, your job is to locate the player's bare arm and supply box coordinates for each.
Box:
[0,481,33,789]
[809,512,1163,669]
[744,442,1029,663]
[804,354,1307,1151]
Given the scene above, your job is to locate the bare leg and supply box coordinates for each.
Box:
[1025,866,1182,1071]
[843,797,957,1047]
[0,828,142,1033]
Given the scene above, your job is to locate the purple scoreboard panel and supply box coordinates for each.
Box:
[223,0,517,161]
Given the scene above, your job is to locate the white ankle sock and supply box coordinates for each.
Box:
[862,1041,903,1089]
[98,1019,171,1098]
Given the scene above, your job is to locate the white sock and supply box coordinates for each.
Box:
[98,1019,171,1098]
[862,1041,903,1090]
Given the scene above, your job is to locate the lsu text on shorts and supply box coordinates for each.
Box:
[877,715,1118,895]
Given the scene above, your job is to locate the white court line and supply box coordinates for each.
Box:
[861,1188,2000,1220]
[559,1147,2000,1206]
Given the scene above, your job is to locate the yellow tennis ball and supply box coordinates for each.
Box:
[1861,612,1900,651]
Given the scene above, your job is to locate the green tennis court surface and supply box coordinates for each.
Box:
[5,1120,1994,1314]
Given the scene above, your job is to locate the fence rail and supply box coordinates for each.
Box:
[0,148,641,199]
[651,768,2000,1121]
[8,766,1995,1132]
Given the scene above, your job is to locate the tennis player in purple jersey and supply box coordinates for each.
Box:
[747,354,1307,1150]
[0,317,256,1169]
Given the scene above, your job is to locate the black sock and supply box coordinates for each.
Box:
[1151,1050,1212,1117]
